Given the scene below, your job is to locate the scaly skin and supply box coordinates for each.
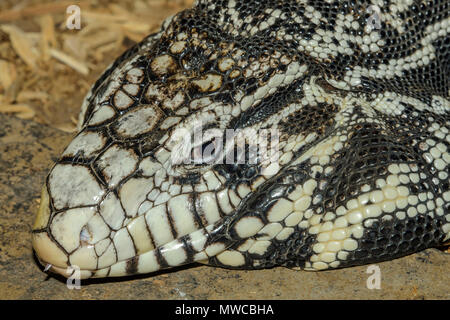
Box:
[32,0,449,280]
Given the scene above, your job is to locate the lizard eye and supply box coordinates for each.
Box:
[191,133,223,165]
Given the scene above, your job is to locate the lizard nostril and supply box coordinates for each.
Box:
[80,225,93,246]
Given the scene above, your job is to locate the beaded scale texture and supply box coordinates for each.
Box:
[32,0,449,279]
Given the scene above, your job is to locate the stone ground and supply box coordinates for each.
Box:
[0,113,448,300]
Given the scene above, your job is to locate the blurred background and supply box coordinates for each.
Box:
[0,0,193,132]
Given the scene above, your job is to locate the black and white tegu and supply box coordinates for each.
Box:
[32,0,449,280]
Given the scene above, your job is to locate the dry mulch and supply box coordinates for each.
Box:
[0,0,193,132]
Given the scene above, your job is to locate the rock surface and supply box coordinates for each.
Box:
[0,114,448,300]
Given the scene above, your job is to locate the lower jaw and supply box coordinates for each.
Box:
[34,254,94,280]
[48,264,95,280]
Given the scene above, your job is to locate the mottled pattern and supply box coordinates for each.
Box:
[3,114,449,299]
[32,0,449,279]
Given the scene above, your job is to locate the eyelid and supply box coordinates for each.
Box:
[190,131,223,164]
[191,128,223,148]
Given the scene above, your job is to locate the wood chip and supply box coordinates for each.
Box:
[122,21,152,34]
[108,4,138,20]
[40,14,57,61]
[1,25,39,69]
[70,116,78,126]
[54,122,77,133]
[83,30,121,50]
[0,104,35,120]
[122,29,147,43]
[82,11,130,24]
[0,60,17,91]
[63,36,88,61]
[16,90,49,102]
[49,48,89,75]
[93,42,120,62]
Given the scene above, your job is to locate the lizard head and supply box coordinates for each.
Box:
[32,0,450,280]
[31,4,323,279]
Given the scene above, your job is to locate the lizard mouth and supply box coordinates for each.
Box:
[32,186,71,275]
[31,186,101,280]
[31,183,223,280]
